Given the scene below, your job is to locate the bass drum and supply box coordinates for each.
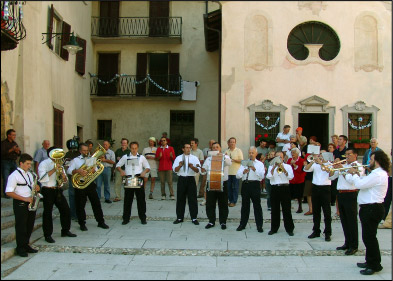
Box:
[123,176,143,188]
[207,155,225,192]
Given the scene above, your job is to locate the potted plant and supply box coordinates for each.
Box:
[351,138,370,149]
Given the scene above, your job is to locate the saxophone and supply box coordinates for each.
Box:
[49,148,68,188]
[72,144,106,189]
[28,172,43,211]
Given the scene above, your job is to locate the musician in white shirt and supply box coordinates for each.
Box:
[235,146,265,233]
[266,151,295,236]
[6,154,40,257]
[304,155,332,241]
[172,143,201,225]
[116,141,150,226]
[344,150,390,276]
[200,142,232,230]
[328,148,363,256]
[38,147,76,244]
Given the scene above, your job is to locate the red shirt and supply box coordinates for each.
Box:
[287,157,306,184]
[155,146,176,171]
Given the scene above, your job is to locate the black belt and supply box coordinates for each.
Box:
[126,174,141,177]
[244,180,260,183]
[272,184,289,187]
[359,203,383,208]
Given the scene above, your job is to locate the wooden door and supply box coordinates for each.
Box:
[99,1,120,37]
[149,1,169,37]
[98,53,119,96]
[170,111,195,156]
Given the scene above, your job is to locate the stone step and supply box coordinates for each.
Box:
[1,198,12,208]
[1,209,44,230]
[1,220,43,246]
[1,207,14,218]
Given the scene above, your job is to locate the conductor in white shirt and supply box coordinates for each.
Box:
[345,150,390,276]
[236,146,265,233]
[172,143,201,225]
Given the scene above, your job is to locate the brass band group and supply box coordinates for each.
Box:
[2,127,391,276]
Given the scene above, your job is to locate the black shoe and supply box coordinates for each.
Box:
[345,248,358,255]
[17,251,28,257]
[105,199,112,203]
[173,219,183,224]
[287,231,294,236]
[221,224,227,230]
[257,227,264,233]
[122,220,129,225]
[97,222,109,229]
[325,235,331,242]
[61,231,77,237]
[192,219,199,225]
[25,246,38,253]
[357,262,368,269]
[80,225,88,231]
[308,232,320,239]
[205,223,215,229]
[236,225,246,231]
[268,231,277,235]
[336,245,349,251]
[141,220,147,225]
[360,268,376,275]
[45,236,56,243]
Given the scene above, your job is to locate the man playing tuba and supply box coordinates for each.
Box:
[38,147,77,243]
[67,143,109,231]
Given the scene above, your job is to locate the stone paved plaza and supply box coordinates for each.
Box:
[1,181,392,280]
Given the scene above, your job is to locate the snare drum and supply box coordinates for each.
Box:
[123,176,143,188]
[207,155,225,192]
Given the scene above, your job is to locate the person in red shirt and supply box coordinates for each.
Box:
[155,137,176,200]
[288,147,306,213]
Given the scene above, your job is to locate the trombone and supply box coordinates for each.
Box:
[329,164,369,175]
[320,159,347,172]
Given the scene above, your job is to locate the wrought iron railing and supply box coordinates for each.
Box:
[90,74,182,97]
[1,1,26,49]
[91,17,182,38]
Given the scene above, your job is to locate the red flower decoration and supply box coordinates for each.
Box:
[264,134,269,138]
[358,137,362,140]
[255,137,259,141]
[257,134,262,138]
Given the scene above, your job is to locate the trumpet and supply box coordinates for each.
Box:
[307,154,323,163]
[321,159,347,172]
[330,164,369,175]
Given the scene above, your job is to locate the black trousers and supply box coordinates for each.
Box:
[13,199,36,253]
[240,181,263,228]
[176,176,198,220]
[74,182,105,226]
[270,184,294,232]
[359,203,385,271]
[331,179,338,205]
[123,181,146,222]
[312,184,332,235]
[337,192,358,249]
[41,188,71,237]
[206,181,228,224]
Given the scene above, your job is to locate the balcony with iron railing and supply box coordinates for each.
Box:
[91,17,182,44]
[1,1,26,51]
[90,74,183,101]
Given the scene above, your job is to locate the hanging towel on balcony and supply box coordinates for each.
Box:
[181,81,198,101]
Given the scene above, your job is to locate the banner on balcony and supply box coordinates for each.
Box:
[89,73,183,95]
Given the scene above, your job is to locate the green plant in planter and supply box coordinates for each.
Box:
[351,138,370,144]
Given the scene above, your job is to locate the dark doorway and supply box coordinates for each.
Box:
[149,1,169,37]
[299,113,329,150]
[97,53,119,96]
[149,53,169,96]
[170,111,195,156]
[99,1,120,37]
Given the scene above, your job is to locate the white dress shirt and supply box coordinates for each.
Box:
[201,155,232,181]
[67,155,88,175]
[328,161,364,191]
[276,132,290,148]
[116,153,150,176]
[102,149,116,168]
[345,167,388,205]
[5,168,33,197]
[172,154,201,177]
[38,158,58,187]
[304,162,331,186]
[266,163,294,185]
[236,160,265,181]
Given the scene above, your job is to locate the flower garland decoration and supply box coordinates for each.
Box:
[89,73,183,95]
[255,117,280,130]
[348,119,372,130]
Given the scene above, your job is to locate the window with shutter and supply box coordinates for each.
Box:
[75,37,86,75]
[136,53,147,96]
[47,4,54,49]
[53,108,64,148]
[97,120,112,140]
[60,21,71,61]
[169,53,180,91]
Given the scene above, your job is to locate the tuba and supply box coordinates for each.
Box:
[49,148,68,188]
[28,172,43,211]
[72,144,106,189]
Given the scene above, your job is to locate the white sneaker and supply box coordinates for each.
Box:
[170,195,175,200]
[161,196,166,200]
[200,200,206,206]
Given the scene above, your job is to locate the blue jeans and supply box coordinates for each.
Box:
[67,175,77,219]
[1,160,17,195]
[265,178,271,209]
[228,175,240,204]
[96,167,111,200]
